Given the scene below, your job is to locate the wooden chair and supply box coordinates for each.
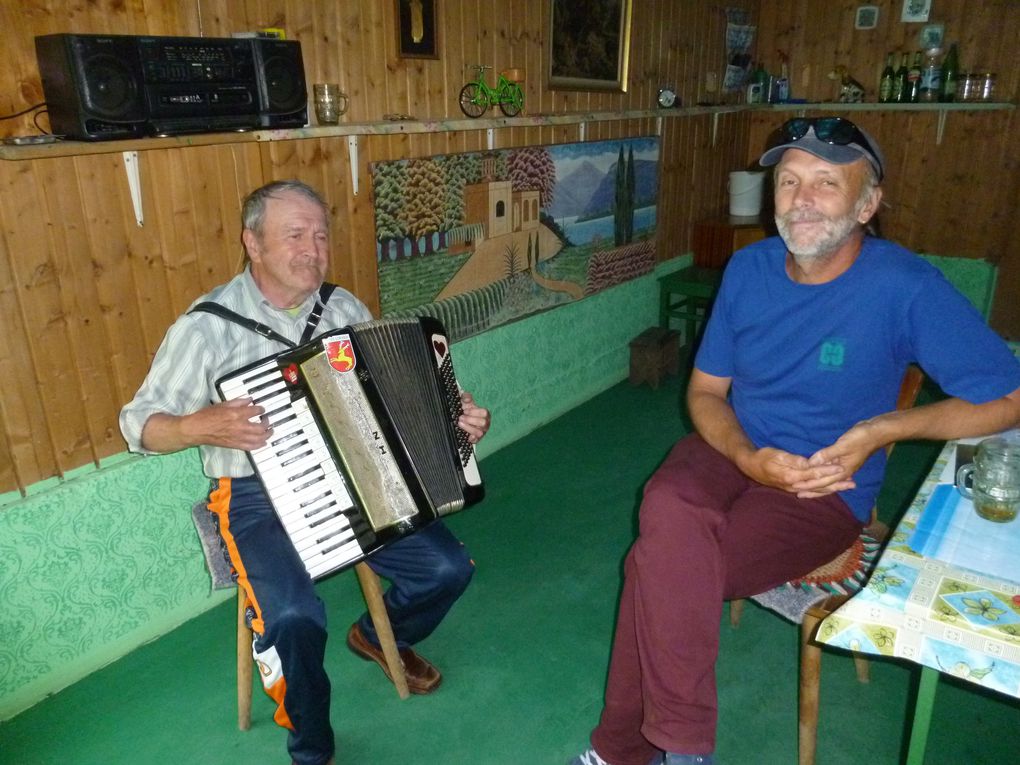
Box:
[728,365,925,765]
[192,501,409,730]
[236,561,410,730]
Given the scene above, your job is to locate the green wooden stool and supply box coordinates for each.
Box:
[657,266,724,348]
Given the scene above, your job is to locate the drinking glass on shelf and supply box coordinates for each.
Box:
[312,83,348,125]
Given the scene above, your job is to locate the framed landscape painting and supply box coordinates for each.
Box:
[548,0,632,91]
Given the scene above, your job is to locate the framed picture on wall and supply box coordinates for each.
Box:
[548,0,632,91]
[901,0,932,23]
[396,0,438,59]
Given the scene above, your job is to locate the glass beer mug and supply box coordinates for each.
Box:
[956,435,1020,523]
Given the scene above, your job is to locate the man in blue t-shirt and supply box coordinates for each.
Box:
[572,118,1020,765]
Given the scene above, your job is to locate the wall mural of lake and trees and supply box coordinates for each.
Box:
[371,136,659,341]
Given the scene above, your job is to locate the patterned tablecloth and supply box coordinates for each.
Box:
[817,438,1020,699]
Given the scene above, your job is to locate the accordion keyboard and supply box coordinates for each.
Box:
[219,359,370,579]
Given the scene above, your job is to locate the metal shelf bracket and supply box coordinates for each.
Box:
[347,136,359,195]
[122,151,143,226]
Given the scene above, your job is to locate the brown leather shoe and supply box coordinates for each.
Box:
[345,623,442,694]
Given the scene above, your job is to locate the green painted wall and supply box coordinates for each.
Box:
[0,260,683,721]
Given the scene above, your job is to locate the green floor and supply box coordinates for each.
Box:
[2,375,1017,764]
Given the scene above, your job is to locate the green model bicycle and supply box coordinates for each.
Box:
[458,65,525,118]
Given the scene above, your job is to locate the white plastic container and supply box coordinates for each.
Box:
[728,171,765,217]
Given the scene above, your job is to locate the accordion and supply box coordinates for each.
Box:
[216,317,484,579]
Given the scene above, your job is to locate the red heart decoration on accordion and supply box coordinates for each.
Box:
[283,363,299,384]
[433,339,447,359]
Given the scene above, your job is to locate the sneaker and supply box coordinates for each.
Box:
[568,750,664,765]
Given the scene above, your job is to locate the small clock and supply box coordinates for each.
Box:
[657,87,678,108]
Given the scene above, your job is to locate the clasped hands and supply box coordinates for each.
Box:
[743,419,885,498]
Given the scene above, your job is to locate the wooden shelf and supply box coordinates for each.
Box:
[1,102,1012,161]
[765,101,1014,113]
[0,105,744,161]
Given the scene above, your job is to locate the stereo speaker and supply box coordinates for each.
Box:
[35,34,148,140]
[252,39,308,128]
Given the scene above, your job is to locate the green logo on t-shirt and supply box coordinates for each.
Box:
[819,340,846,370]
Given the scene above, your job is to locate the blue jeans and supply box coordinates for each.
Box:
[207,476,474,765]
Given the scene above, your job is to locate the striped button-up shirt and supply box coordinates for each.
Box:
[120,267,372,478]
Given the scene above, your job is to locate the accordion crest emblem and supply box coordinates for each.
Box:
[326,338,356,372]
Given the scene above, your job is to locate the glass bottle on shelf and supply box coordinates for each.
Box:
[919,48,942,102]
[940,43,959,102]
[906,50,923,103]
[879,53,895,103]
[893,52,910,103]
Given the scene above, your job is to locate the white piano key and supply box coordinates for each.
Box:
[288,517,357,551]
[259,447,335,490]
[274,474,352,515]
[303,539,365,578]
[219,363,280,399]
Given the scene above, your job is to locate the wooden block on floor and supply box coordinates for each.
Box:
[629,327,680,388]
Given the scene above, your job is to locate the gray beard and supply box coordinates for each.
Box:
[775,208,860,262]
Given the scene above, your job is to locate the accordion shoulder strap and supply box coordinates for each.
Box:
[300,282,337,344]
[187,282,338,348]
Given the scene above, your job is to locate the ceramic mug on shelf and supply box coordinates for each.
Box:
[312,83,349,125]
[956,434,1020,523]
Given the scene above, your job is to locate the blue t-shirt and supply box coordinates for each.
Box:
[695,236,1020,521]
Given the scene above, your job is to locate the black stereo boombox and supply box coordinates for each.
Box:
[35,33,307,141]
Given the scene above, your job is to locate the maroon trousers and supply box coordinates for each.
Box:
[590,435,863,764]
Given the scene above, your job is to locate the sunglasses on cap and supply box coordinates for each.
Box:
[780,117,883,179]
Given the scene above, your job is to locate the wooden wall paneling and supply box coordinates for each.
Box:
[756,1,1020,103]
[74,154,160,409]
[352,0,382,121]
[385,0,412,121]
[206,144,265,284]
[511,0,541,140]
[190,0,242,38]
[440,2,470,154]
[927,112,999,260]
[495,0,522,152]
[0,163,61,485]
[991,109,1020,335]
[477,0,502,121]
[283,0,316,51]
[656,120,679,263]
[4,160,100,477]
[37,158,124,464]
[676,2,697,108]
[337,3,370,124]
[86,152,172,416]
[805,1,843,102]
[143,149,206,318]
[178,145,241,297]
[638,0,662,110]
[340,136,380,316]
[305,0,340,87]
[0,232,32,492]
[334,134,368,298]
[0,3,46,138]
[10,160,111,477]
[243,1,283,34]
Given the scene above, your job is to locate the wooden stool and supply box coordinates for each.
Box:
[191,500,410,729]
[236,562,409,730]
[659,215,768,347]
[628,327,680,389]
